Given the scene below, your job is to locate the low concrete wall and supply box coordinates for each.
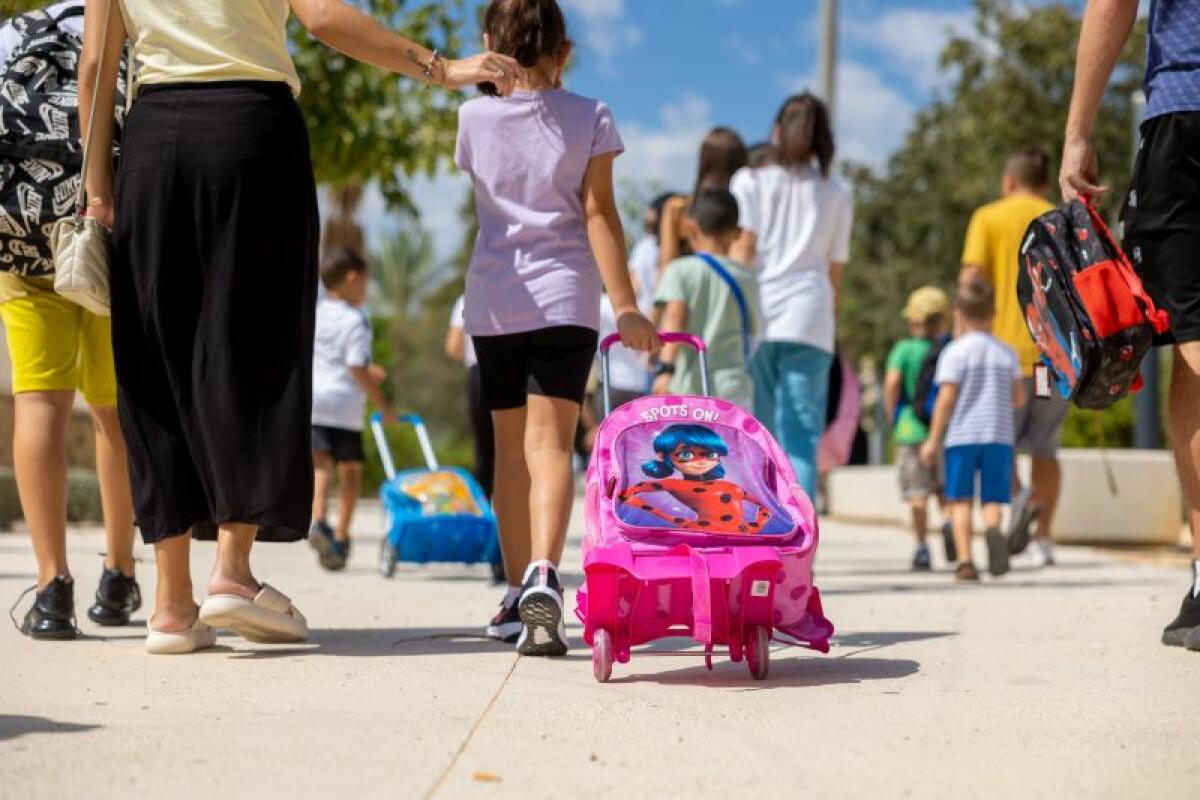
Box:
[827,449,1184,546]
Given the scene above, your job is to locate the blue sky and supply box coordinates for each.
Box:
[377,0,1087,263]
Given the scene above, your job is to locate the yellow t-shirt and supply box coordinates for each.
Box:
[961,193,1054,375]
[119,0,301,98]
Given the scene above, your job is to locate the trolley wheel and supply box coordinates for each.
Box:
[592,629,614,683]
[746,625,770,681]
[378,538,397,578]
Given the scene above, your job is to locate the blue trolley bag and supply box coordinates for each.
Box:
[370,413,500,577]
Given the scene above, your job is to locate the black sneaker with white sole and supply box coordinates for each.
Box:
[87,567,141,626]
[516,562,568,657]
[1162,586,1200,647]
[486,592,522,643]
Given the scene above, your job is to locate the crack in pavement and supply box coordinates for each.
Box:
[425,654,520,799]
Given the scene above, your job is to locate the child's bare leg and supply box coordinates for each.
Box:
[525,395,580,565]
[911,497,929,544]
[492,407,532,585]
[950,501,974,565]
[334,462,363,543]
[91,406,136,576]
[981,502,1004,531]
[312,451,333,524]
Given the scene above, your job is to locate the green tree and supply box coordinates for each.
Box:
[291,1,472,213]
[843,0,1146,368]
[843,0,1147,448]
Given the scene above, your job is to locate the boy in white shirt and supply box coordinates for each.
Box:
[309,249,395,571]
[921,280,1025,582]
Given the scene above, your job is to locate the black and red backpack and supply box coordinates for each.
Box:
[1016,199,1169,410]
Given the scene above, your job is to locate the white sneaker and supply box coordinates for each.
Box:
[1012,546,1049,571]
[1037,538,1056,567]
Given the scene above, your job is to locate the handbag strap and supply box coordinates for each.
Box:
[74,0,118,220]
[695,252,751,361]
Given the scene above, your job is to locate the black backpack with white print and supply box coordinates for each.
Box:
[0,5,125,279]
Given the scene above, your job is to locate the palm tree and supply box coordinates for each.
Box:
[371,223,437,322]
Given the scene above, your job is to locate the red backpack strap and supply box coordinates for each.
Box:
[1082,200,1171,334]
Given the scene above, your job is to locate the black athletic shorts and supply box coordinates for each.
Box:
[472,325,599,411]
[1123,111,1200,345]
[312,425,366,463]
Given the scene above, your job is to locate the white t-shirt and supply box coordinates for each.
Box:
[934,331,1022,448]
[0,2,84,66]
[449,295,477,369]
[598,296,650,393]
[730,164,852,353]
[312,298,373,431]
[627,234,660,313]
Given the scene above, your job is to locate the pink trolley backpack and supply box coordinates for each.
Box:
[577,333,834,682]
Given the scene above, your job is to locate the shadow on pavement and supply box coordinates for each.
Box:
[0,714,100,742]
[824,576,1169,596]
[611,653,919,688]
[225,627,516,659]
[832,630,954,648]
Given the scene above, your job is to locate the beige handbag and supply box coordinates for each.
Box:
[49,0,117,317]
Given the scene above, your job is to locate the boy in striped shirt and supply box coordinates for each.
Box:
[921,280,1026,582]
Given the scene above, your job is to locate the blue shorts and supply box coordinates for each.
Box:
[943,444,1014,504]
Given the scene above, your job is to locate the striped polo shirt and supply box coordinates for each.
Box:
[934,332,1023,449]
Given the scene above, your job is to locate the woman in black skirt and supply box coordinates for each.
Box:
[80,0,521,654]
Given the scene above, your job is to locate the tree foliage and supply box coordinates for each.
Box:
[842,0,1146,371]
[291,0,472,212]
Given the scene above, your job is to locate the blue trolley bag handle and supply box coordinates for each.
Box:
[370,412,440,481]
[695,252,751,362]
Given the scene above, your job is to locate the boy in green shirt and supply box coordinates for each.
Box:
[884,286,951,571]
[653,189,759,407]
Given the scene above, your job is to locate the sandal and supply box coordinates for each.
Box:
[145,618,217,655]
[199,583,308,644]
[955,562,980,583]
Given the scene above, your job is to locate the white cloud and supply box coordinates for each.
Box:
[614,92,713,196]
[560,0,645,75]
[778,60,915,168]
[844,8,975,94]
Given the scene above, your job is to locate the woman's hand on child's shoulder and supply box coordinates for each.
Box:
[442,52,524,95]
[615,309,661,353]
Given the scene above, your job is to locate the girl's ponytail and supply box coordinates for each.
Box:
[480,0,569,96]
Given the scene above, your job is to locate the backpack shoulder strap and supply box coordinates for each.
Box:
[695,252,751,361]
[52,6,86,26]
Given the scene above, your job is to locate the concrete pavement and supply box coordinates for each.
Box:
[1,500,1197,799]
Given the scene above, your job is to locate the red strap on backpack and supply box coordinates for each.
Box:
[1081,200,1171,335]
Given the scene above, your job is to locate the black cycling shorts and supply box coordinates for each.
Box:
[1123,111,1200,345]
[311,425,366,463]
[472,325,599,411]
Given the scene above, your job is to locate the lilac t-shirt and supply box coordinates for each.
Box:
[455,88,624,336]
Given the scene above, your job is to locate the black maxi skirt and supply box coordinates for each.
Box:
[111,81,319,544]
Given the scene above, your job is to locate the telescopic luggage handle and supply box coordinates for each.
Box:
[598,332,710,417]
[370,412,440,482]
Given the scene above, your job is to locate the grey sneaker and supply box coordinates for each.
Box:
[516,561,568,657]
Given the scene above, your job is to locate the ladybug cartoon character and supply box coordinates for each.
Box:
[619,424,772,534]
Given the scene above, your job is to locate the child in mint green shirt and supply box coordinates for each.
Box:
[884,286,951,571]
[654,189,759,407]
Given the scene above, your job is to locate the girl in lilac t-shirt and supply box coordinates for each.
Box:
[456,0,658,657]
